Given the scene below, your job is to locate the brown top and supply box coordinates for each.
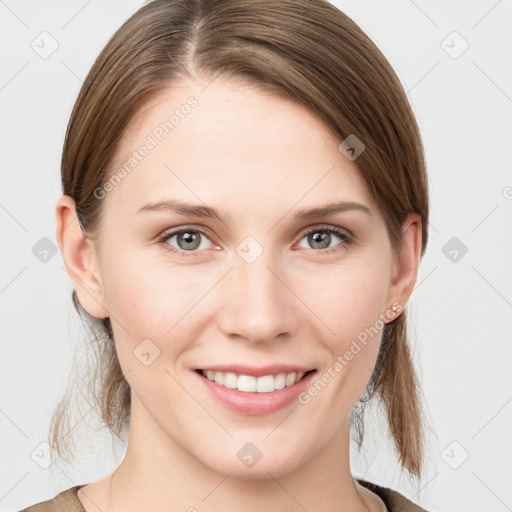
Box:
[19,479,428,511]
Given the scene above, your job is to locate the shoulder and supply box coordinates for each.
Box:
[18,485,86,512]
[18,480,428,512]
[357,478,429,512]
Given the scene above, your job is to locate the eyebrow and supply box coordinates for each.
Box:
[136,198,372,222]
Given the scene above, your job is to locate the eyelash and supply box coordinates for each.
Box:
[157,224,353,258]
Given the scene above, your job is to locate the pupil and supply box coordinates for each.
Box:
[310,232,330,249]
[180,232,200,250]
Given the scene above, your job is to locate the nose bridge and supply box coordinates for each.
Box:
[221,241,295,343]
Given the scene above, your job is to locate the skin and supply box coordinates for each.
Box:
[56,75,421,512]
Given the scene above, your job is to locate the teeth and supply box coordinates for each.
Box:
[223,372,238,389]
[201,370,307,393]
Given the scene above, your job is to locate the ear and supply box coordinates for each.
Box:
[55,194,109,319]
[385,213,422,316]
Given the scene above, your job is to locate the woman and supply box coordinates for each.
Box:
[22,0,430,510]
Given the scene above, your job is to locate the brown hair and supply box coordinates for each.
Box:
[51,0,429,480]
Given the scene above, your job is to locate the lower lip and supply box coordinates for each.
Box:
[194,370,317,416]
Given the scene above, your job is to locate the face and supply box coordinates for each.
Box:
[73,76,410,478]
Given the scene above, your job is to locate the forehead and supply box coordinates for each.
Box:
[103,77,375,219]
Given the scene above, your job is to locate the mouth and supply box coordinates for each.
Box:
[193,367,318,415]
[194,368,317,393]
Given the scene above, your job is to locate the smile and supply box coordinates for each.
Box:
[197,369,315,393]
[193,368,318,416]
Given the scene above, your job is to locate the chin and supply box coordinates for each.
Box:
[203,448,303,480]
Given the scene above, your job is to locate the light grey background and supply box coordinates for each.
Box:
[1,1,511,511]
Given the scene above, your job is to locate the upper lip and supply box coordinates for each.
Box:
[196,364,316,377]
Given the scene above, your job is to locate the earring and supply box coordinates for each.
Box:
[391,305,398,312]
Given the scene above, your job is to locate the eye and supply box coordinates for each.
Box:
[158,227,216,257]
[158,224,353,258]
[296,225,353,255]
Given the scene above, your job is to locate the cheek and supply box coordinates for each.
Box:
[302,259,391,396]
[100,252,212,360]
[305,257,391,338]
[102,247,191,327]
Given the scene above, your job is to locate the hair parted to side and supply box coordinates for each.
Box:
[51,0,429,480]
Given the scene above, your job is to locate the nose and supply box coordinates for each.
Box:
[218,250,297,344]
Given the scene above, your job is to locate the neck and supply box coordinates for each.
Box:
[108,393,371,512]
